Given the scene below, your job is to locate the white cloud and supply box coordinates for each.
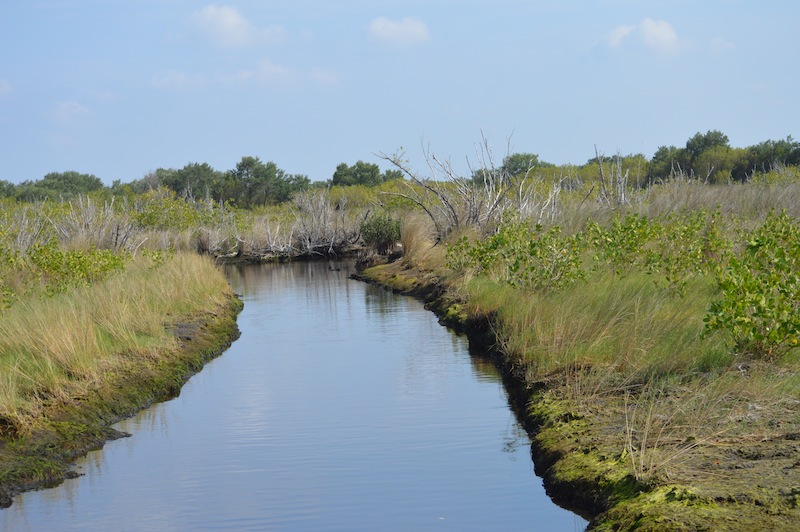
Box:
[55,101,92,123]
[606,18,684,55]
[235,59,293,85]
[640,18,680,54]
[151,70,206,90]
[368,16,430,47]
[0,79,12,96]
[607,25,635,49]
[191,5,286,48]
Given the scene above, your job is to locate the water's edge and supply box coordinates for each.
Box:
[350,268,598,522]
[0,294,243,508]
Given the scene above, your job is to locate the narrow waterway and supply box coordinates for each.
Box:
[4,261,587,531]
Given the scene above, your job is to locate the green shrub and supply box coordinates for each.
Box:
[704,211,800,357]
[361,211,401,254]
[447,218,586,292]
[27,240,128,295]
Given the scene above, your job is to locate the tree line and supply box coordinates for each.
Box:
[1,131,798,204]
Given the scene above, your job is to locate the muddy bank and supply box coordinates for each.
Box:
[0,295,243,508]
[355,261,800,531]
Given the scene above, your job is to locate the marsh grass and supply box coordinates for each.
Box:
[399,211,435,267]
[463,267,724,381]
[0,252,232,435]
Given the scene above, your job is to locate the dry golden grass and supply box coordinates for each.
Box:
[0,252,232,433]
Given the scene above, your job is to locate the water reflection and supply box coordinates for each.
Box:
[6,261,587,531]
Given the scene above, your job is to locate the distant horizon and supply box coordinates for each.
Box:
[2,1,797,184]
[6,128,796,187]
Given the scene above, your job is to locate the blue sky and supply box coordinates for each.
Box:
[1,1,797,184]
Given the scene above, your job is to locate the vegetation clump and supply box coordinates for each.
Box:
[361,210,402,255]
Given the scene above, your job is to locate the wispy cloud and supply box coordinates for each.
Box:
[0,79,12,96]
[151,70,206,90]
[711,37,736,54]
[234,59,293,85]
[368,16,430,47]
[309,67,341,86]
[606,18,685,55]
[191,5,286,48]
[607,25,635,49]
[55,101,92,123]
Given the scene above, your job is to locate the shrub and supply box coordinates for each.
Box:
[704,211,800,357]
[361,211,401,254]
[447,218,586,292]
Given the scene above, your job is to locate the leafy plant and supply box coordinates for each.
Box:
[447,217,586,291]
[361,211,401,254]
[27,240,128,295]
[704,211,800,357]
[586,213,662,274]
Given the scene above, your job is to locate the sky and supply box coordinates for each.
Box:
[1,1,798,184]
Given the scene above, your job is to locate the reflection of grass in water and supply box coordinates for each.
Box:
[0,253,232,436]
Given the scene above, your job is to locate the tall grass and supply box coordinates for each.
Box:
[463,266,726,382]
[0,253,232,434]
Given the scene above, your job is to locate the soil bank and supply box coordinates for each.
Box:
[356,260,800,531]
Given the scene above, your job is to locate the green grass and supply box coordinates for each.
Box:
[462,266,727,381]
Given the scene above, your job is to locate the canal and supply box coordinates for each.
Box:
[4,261,587,531]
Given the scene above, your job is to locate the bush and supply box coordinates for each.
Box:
[704,211,800,357]
[361,211,401,254]
[447,218,586,292]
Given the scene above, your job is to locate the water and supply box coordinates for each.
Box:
[4,261,587,531]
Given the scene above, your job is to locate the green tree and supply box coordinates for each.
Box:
[748,136,800,171]
[332,161,381,187]
[383,169,404,182]
[0,180,16,198]
[685,130,730,162]
[217,156,308,207]
[501,153,542,177]
[693,145,738,183]
[161,163,220,200]
[15,171,105,201]
[40,171,104,196]
[650,145,689,180]
[331,161,401,187]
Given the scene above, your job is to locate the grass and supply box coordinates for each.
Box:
[362,177,800,527]
[462,267,725,381]
[0,252,233,436]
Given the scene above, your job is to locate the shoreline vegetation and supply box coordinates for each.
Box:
[354,179,800,530]
[2,131,800,528]
[0,254,242,507]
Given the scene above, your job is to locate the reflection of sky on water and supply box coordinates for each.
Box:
[5,261,586,532]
